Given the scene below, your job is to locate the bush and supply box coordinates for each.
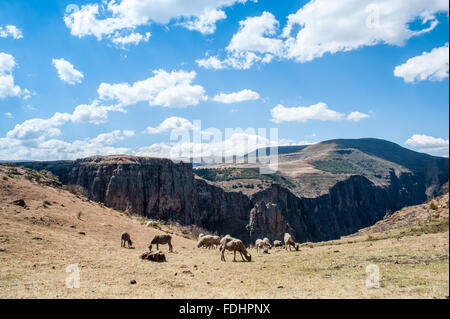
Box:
[430,203,439,211]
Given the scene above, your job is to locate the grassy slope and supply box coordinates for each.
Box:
[0,166,448,298]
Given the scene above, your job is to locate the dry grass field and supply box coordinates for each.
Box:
[0,165,448,299]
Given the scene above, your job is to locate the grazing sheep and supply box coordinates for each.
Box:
[121,232,133,248]
[255,239,265,253]
[263,237,272,249]
[198,233,205,240]
[273,240,284,248]
[211,235,221,248]
[220,239,251,262]
[149,234,173,252]
[197,235,214,248]
[220,234,235,246]
[284,233,298,251]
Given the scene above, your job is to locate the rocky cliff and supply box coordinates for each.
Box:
[14,140,448,244]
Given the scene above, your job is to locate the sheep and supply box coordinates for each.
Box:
[220,234,235,246]
[197,235,215,249]
[198,233,205,240]
[273,240,284,248]
[284,233,299,251]
[219,239,251,262]
[263,237,272,249]
[149,234,173,252]
[121,232,133,248]
[211,235,221,248]
[255,239,265,253]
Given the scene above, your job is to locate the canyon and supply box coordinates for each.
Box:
[14,138,448,244]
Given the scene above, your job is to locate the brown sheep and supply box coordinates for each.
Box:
[219,234,236,246]
[284,233,298,251]
[197,235,214,248]
[121,232,132,248]
[273,240,284,248]
[149,234,173,252]
[220,239,251,262]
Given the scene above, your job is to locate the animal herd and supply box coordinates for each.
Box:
[121,229,300,263]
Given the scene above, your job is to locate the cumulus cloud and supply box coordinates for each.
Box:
[111,32,151,46]
[282,0,448,63]
[145,117,194,134]
[0,25,23,39]
[271,102,345,123]
[347,111,371,122]
[98,69,207,108]
[227,11,283,55]
[0,130,134,161]
[5,101,124,144]
[394,43,449,83]
[405,134,449,155]
[198,0,449,69]
[212,89,260,103]
[181,9,227,34]
[0,52,29,99]
[52,58,84,85]
[64,0,256,46]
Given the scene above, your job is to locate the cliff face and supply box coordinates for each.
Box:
[15,153,447,244]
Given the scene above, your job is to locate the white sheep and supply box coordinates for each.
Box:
[284,233,299,251]
[263,237,272,249]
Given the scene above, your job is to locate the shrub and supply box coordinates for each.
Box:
[430,203,439,211]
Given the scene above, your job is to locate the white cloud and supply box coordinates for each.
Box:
[195,56,227,70]
[196,51,264,70]
[145,117,194,134]
[405,134,449,155]
[64,0,256,46]
[198,0,449,69]
[111,32,151,46]
[0,52,29,99]
[394,43,449,83]
[7,112,72,142]
[0,25,23,39]
[282,0,448,63]
[212,89,260,103]
[196,11,280,70]
[5,101,124,143]
[0,130,134,161]
[4,112,13,119]
[181,9,227,34]
[271,102,345,123]
[347,111,370,122]
[227,11,283,55]
[52,58,84,85]
[98,69,207,108]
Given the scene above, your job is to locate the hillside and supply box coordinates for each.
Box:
[349,192,449,237]
[202,138,448,198]
[0,165,448,298]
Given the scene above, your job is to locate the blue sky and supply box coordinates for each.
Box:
[0,0,448,160]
